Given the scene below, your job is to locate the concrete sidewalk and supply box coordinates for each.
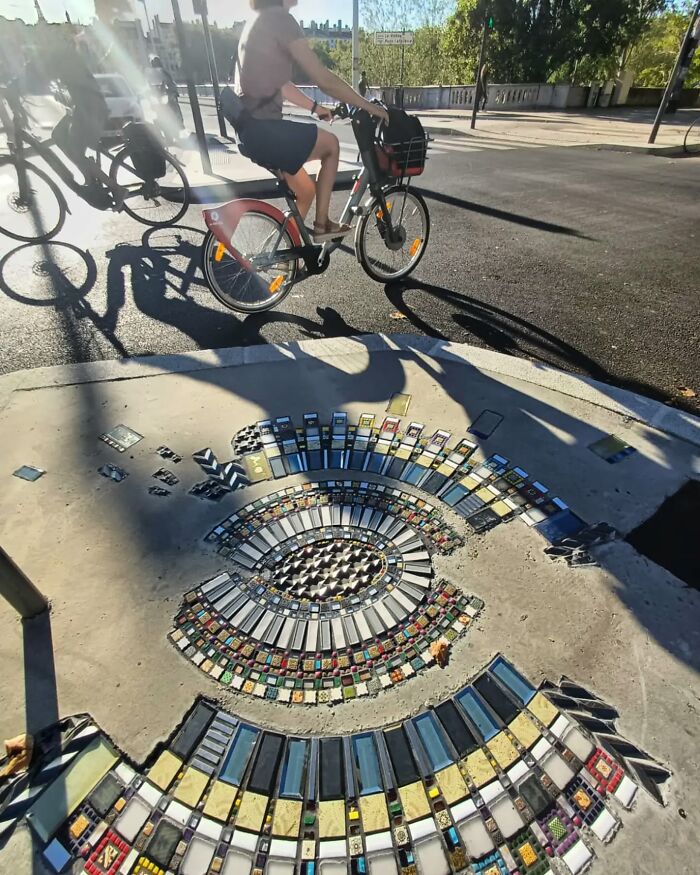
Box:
[414,106,700,154]
[0,334,699,874]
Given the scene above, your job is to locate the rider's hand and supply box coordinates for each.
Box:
[368,104,390,126]
[315,105,333,122]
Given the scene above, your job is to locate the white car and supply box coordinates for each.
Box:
[94,73,143,137]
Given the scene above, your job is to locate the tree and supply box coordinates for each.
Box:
[441,0,670,84]
[311,41,337,72]
[359,0,451,85]
[626,5,700,85]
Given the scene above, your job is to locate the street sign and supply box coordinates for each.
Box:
[374,31,415,46]
[192,0,208,15]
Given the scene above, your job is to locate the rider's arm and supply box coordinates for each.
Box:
[281,82,314,111]
[287,40,388,123]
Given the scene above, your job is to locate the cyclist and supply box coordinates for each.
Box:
[235,0,389,242]
[46,32,127,206]
[148,56,184,136]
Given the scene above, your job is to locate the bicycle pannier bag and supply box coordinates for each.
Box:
[122,122,167,179]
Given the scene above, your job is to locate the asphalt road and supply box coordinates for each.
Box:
[1,129,698,415]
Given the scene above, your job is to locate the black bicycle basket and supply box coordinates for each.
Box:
[376,109,427,178]
[122,122,167,180]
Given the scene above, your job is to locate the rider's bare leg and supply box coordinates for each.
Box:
[283,168,315,221]
[305,129,347,232]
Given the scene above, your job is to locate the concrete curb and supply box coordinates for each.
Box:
[1,334,698,448]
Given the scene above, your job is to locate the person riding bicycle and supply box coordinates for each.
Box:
[47,32,127,206]
[234,0,389,242]
[148,56,184,136]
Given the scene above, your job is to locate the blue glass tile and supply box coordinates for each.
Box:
[365,454,384,473]
[489,656,536,705]
[352,733,383,796]
[413,713,453,771]
[43,838,71,873]
[535,510,586,544]
[404,463,428,485]
[286,454,303,474]
[219,725,258,785]
[455,688,499,741]
[442,484,468,507]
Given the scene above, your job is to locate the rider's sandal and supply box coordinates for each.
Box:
[312,220,352,243]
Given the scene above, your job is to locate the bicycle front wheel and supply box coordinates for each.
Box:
[0,157,66,243]
[355,185,430,283]
[109,148,189,227]
[201,214,298,314]
[684,118,700,154]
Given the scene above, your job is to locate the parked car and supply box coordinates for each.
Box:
[94,73,143,137]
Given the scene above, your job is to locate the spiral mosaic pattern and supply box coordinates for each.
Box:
[171,481,482,705]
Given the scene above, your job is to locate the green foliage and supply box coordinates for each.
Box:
[441,0,668,84]
[626,7,700,86]
[311,41,337,72]
[304,0,698,89]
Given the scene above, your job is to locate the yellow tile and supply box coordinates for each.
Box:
[465,750,496,788]
[475,487,495,503]
[359,793,389,833]
[148,751,183,792]
[520,843,537,866]
[459,475,480,491]
[398,781,431,822]
[348,809,359,820]
[272,799,302,838]
[318,800,346,838]
[235,791,268,832]
[528,692,559,727]
[508,713,541,750]
[487,733,519,769]
[436,462,453,476]
[203,780,237,822]
[173,767,209,807]
[490,500,511,518]
[435,764,468,805]
[394,447,412,460]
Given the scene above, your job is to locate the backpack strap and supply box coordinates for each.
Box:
[234,44,278,116]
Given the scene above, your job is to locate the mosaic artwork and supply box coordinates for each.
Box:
[0,657,646,875]
[170,412,587,704]
[171,480,481,704]
[1,407,659,875]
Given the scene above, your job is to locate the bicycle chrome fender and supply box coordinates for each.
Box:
[202,200,302,267]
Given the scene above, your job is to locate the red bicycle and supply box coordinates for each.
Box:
[200,104,431,313]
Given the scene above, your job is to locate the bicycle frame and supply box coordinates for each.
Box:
[1,93,148,207]
[203,164,405,280]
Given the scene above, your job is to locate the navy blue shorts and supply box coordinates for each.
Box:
[238,118,318,175]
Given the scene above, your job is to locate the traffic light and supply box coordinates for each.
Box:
[487,15,495,29]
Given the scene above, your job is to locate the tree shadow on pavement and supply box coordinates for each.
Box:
[385,279,685,409]
[415,187,595,240]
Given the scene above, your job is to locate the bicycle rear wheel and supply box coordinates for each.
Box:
[355,185,430,283]
[0,157,66,243]
[201,214,298,313]
[109,147,189,227]
[684,118,700,154]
